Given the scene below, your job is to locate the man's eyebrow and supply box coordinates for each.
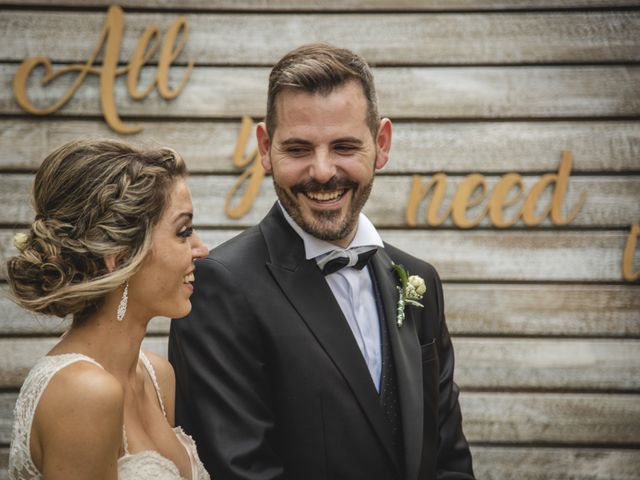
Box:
[280,138,313,147]
[331,137,363,145]
[279,137,364,147]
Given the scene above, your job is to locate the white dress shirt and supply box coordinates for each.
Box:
[279,203,384,391]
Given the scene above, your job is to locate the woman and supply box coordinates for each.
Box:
[7,139,210,479]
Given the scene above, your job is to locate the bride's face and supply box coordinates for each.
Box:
[127,178,208,321]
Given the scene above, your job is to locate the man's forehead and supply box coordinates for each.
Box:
[273,85,369,137]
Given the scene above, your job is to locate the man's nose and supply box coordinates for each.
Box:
[309,150,336,184]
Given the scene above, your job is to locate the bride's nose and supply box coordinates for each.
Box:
[190,230,209,259]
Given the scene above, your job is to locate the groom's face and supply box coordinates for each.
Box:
[258,80,391,247]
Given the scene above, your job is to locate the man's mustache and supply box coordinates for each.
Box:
[291,177,358,195]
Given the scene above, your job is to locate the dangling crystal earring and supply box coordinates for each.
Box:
[116,281,128,321]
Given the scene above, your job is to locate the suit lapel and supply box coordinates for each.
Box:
[259,205,402,474]
[370,248,423,480]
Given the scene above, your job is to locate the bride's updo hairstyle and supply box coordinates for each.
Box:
[7,138,187,323]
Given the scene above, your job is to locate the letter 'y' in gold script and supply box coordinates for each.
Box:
[12,5,193,134]
[225,117,266,219]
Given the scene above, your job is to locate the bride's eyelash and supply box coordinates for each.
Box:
[178,227,193,238]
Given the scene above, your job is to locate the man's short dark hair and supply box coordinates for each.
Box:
[265,43,380,139]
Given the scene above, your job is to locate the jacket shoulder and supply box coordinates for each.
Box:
[208,224,267,268]
[382,241,440,280]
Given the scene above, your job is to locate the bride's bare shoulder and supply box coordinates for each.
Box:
[30,360,124,477]
[35,359,124,432]
[42,360,123,408]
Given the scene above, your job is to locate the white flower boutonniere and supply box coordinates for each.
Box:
[392,263,426,327]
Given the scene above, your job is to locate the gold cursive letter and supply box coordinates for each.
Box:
[225,117,266,219]
[451,174,488,229]
[13,5,193,134]
[623,224,640,282]
[489,173,524,228]
[157,16,194,99]
[522,150,585,226]
[405,174,450,227]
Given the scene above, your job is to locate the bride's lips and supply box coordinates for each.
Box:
[182,271,195,292]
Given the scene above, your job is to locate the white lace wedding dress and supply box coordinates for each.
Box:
[8,352,210,480]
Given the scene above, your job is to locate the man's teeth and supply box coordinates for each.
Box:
[306,190,343,201]
[183,273,195,283]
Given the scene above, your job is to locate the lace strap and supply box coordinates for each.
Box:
[139,351,168,418]
[122,425,130,455]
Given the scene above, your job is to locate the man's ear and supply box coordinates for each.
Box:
[104,254,117,273]
[374,118,392,170]
[256,122,273,172]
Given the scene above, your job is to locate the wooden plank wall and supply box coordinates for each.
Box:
[1,1,639,478]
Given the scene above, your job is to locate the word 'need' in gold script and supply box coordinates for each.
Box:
[406,151,586,229]
[13,5,193,134]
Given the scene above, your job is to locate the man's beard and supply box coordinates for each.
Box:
[274,175,374,242]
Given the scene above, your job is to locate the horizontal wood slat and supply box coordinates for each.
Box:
[6,0,640,11]
[444,283,640,336]
[2,284,639,337]
[0,228,632,282]
[0,337,167,389]
[2,445,639,480]
[469,446,640,480]
[1,337,639,390]
[3,65,640,119]
[1,174,638,228]
[2,12,639,65]
[460,392,640,444]
[2,120,639,173]
[379,229,631,282]
[454,338,640,390]
[1,391,638,444]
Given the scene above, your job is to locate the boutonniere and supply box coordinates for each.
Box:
[392,263,426,327]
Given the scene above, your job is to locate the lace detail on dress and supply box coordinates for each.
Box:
[137,351,210,480]
[173,426,210,480]
[8,354,102,480]
[118,450,182,478]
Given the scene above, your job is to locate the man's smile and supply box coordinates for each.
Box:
[303,188,348,203]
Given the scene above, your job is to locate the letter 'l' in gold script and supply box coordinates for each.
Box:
[13,5,193,134]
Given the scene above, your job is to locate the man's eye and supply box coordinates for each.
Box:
[178,227,193,238]
[286,147,309,156]
[335,144,358,153]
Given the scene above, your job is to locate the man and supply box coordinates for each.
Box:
[169,43,474,480]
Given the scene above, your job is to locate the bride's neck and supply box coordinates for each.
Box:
[54,305,150,381]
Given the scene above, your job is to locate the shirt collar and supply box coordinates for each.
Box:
[278,201,383,260]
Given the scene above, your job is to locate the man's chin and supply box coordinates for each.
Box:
[299,211,355,242]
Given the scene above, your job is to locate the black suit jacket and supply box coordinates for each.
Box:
[169,204,474,480]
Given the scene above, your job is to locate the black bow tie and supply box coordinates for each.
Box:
[317,246,379,276]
